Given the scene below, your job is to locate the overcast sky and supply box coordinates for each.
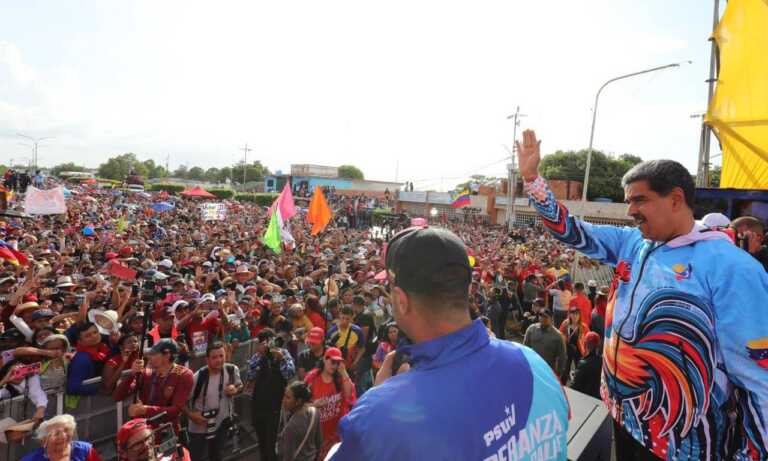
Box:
[1,1,720,190]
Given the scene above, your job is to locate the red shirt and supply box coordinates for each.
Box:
[184,316,221,356]
[307,310,326,332]
[305,369,356,460]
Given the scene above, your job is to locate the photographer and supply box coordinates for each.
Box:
[117,418,191,461]
[185,342,242,461]
[247,328,295,461]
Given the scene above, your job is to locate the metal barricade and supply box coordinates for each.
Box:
[1,339,262,461]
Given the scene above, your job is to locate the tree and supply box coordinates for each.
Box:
[204,167,220,183]
[187,166,205,181]
[49,162,88,177]
[142,160,168,179]
[539,149,643,202]
[231,161,270,184]
[707,165,721,188]
[454,174,500,192]
[97,153,147,180]
[173,165,189,179]
[338,165,364,180]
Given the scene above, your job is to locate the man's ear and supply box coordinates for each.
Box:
[670,187,688,211]
[392,286,411,317]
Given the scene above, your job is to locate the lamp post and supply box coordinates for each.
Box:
[581,62,689,201]
[16,134,54,170]
[506,107,526,229]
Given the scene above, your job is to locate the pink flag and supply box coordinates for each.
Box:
[270,182,296,220]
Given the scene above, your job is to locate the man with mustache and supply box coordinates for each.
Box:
[517,129,768,461]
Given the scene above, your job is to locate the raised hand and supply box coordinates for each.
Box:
[515,129,542,182]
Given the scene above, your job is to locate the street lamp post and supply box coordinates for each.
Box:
[506,107,526,230]
[16,134,55,170]
[581,62,689,201]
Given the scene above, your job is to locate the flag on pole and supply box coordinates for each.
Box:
[451,189,471,208]
[261,208,283,254]
[0,240,29,266]
[307,186,332,236]
[116,216,127,234]
[269,182,297,220]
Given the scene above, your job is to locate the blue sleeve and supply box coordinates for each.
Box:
[66,353,100,396]
[332,413,367,461]
[711,256,768,454]
[64,324,78,346]
[528,178,636,266]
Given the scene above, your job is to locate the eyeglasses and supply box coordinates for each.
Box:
[126,433,152,452]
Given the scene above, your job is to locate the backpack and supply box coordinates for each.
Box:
[191,363,238,404]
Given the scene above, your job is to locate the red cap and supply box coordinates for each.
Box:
[119,246,133,256]
[585,331,601,349]
[23,293,38,303]
[105,252,118,261]
[306,327,325,346]
[117,419,149,449]
[153,303,174,320]
[324,347,343,361]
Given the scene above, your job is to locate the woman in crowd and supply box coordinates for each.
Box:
[559,307,589,384]
[304,347,355,460]
[38,334,71,394]
[372,323,400,373]
[0,360,48,423]
[277,381,322,461]
[20,414,102,461]
[101,333,139,394]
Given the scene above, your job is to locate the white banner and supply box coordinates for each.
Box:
[200,202,227,221]
[24,186,67,215]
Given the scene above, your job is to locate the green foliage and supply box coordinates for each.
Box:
[538,149,643,202]
[97,153,147,180]
[147,183,186,194]
[231,161,270,184]
[236,192,278,206]
[338,165,364,180]
[206,189,235,199]
[186,167,205,181]
[204,168,221,183]
[49,162,88,177]
[372,207,393,215]
[709,165,721,188]
[454,174,499,192]
[142,160,168,179]
[173,165,189,179]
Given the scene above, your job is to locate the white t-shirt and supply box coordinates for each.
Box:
[188,366,242,433]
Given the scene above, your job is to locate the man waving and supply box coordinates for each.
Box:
[518,129,768,461]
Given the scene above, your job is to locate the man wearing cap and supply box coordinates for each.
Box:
[523,308,567,378]
[332,227,569,460]
[117,418,191,461]
[518,129,768,460]
[113,339,194,435]
[569,332,602,400]
[297,327,326,381]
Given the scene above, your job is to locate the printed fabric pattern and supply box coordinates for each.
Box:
[526,176,768,461]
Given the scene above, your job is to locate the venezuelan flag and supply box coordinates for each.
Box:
[0,240,29,266]
[451,189,471,208]
[747,337,768,369]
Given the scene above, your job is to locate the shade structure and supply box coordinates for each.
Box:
[180,186,216,198]
[706,0,768,189]
[151,202,174,213]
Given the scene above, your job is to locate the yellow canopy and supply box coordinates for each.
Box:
[705,0,768,189]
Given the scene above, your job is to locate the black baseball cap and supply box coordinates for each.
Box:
[539,308,552,318]
[385,227,471,295]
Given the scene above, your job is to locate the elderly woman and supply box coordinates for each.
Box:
[20,414,102,461]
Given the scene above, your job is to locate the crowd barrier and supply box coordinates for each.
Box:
[0,339,263,461]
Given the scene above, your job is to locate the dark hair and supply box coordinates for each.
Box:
[340,306,354,317]
[76,322,98,341]
[117,332,138,348]
[257,328,276,343]
[574,282,584,291]
[410,266,470,312]
[731,216,765,233]
[305,295,321,313]
[206,341,225,356]
[287,381,312,405]
[621,160,695,208]
[352,295,365,306]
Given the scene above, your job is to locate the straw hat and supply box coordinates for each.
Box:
[87,309,120,335]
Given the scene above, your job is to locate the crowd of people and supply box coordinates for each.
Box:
[2,132,768,460]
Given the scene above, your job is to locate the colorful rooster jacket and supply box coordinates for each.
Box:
[527,176,768,460]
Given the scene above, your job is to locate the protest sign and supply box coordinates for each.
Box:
[108,261,137,281]
[24,186,67,215]
[201,202,227,221]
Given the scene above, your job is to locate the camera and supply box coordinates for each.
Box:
[201,409,219,440]
[153,423,179,458]
[268,336,285,349]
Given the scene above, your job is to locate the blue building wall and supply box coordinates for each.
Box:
[264,175,355,192]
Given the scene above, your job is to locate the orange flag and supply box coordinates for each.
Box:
[307,186,332,235]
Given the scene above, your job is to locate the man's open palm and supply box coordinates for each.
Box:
[516,129,541,181]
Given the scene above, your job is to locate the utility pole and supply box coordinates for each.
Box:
[240,144,252,190]
[696,0,721,187]
[16,134,54,170]
[165,154,170,175]
[506,107,526,230]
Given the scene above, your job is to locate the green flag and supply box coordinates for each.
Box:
[116,216,127,234]
[261,208,282,254]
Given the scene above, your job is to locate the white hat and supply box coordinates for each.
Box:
[87,309,120,335]
[170,300,189,313]
[0,417,34,443]
[701,212,731,229]
[56,276,75,288]
[198,293,216,304]
[587,280,598,288]
[159,259,173,269]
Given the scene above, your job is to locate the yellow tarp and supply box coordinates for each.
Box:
[705,0,768,189]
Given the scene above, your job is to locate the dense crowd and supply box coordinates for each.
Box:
[0,173,605,460]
